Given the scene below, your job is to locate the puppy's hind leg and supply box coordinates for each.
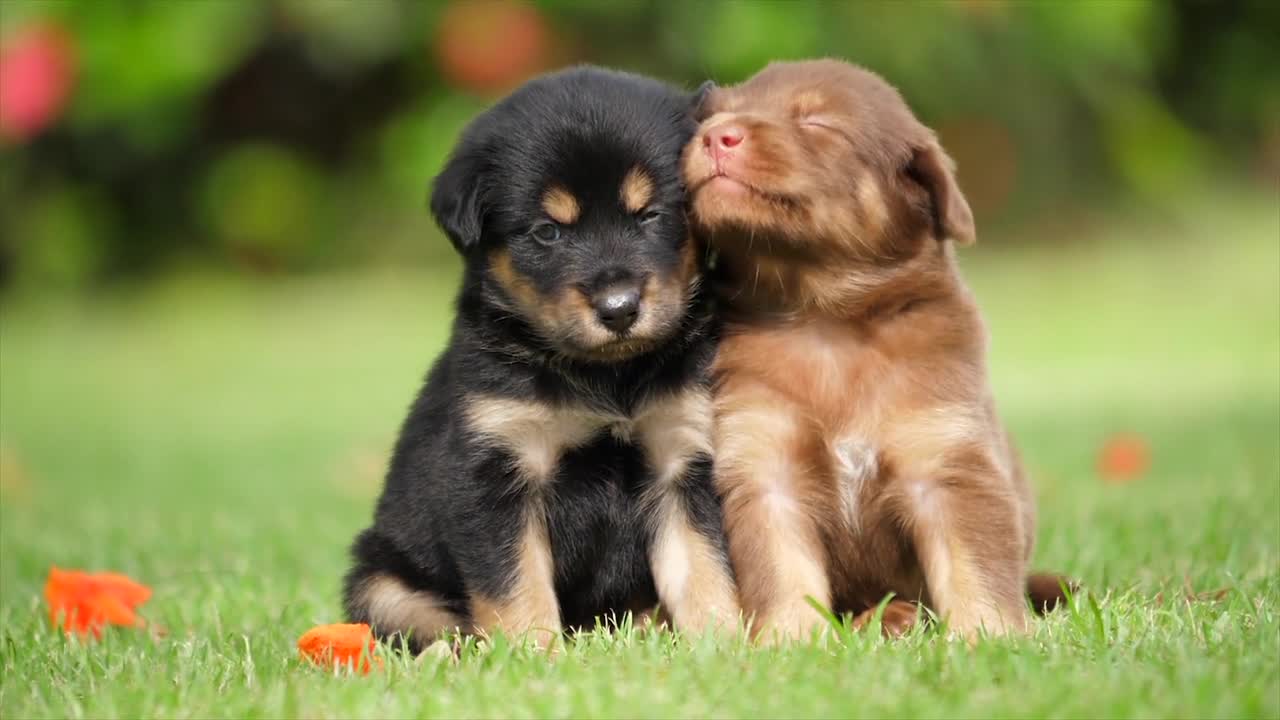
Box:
[346,571,467,654]
[344,530,466,654]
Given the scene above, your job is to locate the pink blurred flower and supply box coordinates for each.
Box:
[0,23,76,142]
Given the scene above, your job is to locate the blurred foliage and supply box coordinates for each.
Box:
[0,0,1276,290]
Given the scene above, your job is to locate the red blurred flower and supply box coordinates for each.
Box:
[1098,433,1150,483]
[44,567,151,637]
[0,23,76,142]
[435,0,549,95]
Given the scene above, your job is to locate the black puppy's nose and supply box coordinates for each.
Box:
[590,285,641,333]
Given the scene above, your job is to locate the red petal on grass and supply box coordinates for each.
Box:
[298,623,382,674]
[1097,433,1150,483]
[44,566,151,637]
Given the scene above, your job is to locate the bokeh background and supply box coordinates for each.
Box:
[0,6,1278,715]
[0,0,1276,285]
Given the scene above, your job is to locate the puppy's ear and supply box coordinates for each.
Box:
[690,80,717,121]
[906,140,975,246]
[430,148,488,254]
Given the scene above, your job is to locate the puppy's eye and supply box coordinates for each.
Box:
[799,118,837,133]
[530,223,561,243]
[638,209,663,225]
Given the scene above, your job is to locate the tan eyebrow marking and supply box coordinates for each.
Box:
[541,185,580,224]
[620,166,654,213]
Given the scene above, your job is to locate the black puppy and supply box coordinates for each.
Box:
[344,67,739,651]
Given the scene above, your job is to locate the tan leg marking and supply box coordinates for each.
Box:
[635,389,740,633]
[470,505,562,647]
[648,493,740,633]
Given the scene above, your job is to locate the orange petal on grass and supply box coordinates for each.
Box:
[44,566,151,637]
[92,572,152,607]
[298,623,382,674]
[1097,433,1150,483]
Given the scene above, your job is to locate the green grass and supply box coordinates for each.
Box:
[1,188,1277,719]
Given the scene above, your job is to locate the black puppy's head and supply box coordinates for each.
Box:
[431,67,712,362]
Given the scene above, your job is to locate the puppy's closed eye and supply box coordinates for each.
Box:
[798,118,838,132]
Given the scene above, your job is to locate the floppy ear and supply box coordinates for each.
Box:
[429,148,488,255]
[690,80,717,121]
[906,140,976,246]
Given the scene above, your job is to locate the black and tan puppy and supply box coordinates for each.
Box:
[344,67,739,652]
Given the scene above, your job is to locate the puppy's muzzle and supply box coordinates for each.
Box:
[590,283,642,333]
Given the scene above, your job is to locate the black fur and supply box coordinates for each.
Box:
[344,67,727,651]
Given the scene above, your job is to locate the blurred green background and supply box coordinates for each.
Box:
[0,4,1278,717]
[0,0,1276,287]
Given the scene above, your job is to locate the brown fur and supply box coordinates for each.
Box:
[685,59,1058,641]
[850,599,920,637]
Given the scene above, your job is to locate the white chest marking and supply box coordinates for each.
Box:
[833,436,878,533]
[464,389,712,494]
[463,396,612,488]
[633,389,713,487]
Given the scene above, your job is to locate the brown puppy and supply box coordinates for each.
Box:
[684,59,1058,641]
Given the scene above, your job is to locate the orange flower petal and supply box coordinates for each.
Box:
[298,623,381,673]
[44,567,150,637]
[93,572,152,607]
[90,592,139,627]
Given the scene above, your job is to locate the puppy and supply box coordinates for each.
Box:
[684,59,1063,641]
[345,67,738,652]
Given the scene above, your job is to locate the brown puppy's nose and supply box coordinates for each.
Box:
[703,124,745,158]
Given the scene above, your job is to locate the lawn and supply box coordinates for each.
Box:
[1,188,1277,719]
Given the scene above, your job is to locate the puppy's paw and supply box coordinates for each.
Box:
[753,605,828,646]
[851,599,920,638]
[944,606,1029,643]
[415,639,458,666]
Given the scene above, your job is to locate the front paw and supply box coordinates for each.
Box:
[752,602,828,645]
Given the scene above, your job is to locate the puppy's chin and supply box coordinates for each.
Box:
[689,179,821,263]
[561,337,661,363]
[690,176,799,234]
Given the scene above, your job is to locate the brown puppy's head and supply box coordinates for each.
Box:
[684,59,974,267]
